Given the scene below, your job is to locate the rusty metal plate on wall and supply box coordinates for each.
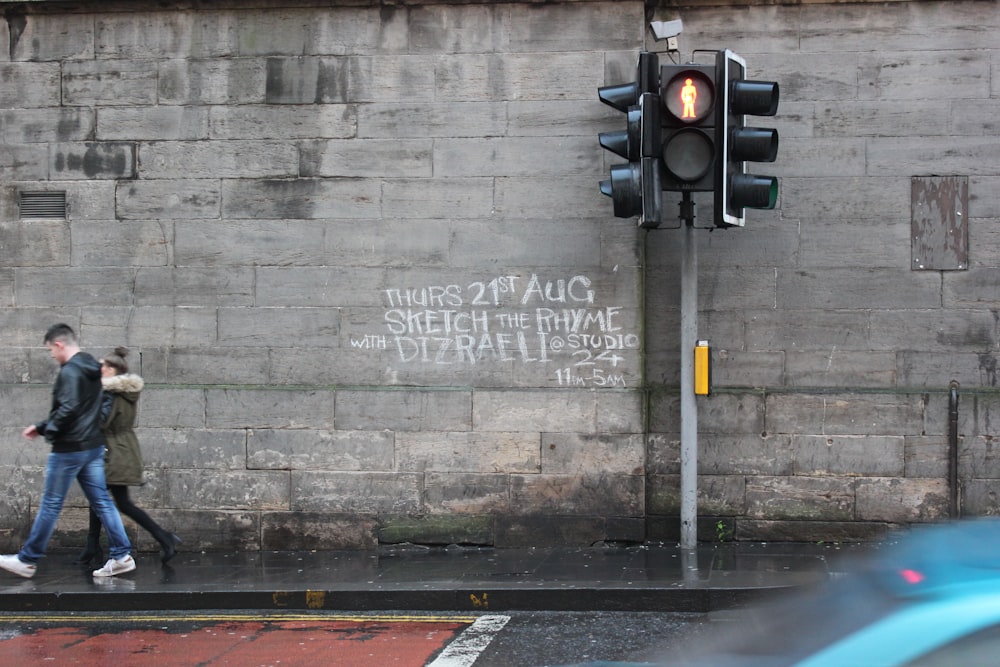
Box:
[911,176,968,271]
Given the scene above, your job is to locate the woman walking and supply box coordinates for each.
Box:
[76,347,181,565]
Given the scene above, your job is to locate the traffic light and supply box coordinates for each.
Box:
[598,52,663,229]
[659,63,717,192]
[715,49,779,227]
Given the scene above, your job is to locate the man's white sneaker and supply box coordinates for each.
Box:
[0,554,37,579]
[93,555,136,577]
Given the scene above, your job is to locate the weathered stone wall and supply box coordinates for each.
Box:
[644,0,1000,541]
[0,0,997,551]
[0,0,649,552]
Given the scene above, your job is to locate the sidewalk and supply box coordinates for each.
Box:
[0,542,868,614]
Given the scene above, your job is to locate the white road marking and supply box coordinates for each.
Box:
[427,614,511,667]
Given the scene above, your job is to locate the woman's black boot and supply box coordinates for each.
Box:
[74,511,104,566]
[157,531,182,564]
[73,535,104,566]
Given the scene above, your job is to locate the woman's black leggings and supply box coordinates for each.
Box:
[88,484,168,544]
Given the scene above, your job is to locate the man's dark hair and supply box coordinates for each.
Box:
[44,323,77,345]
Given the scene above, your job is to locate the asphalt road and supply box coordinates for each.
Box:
[473,610,710,666]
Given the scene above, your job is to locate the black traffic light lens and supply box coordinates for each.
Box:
[604,162,643,218]
[599,106,647,161]
[731,127,779,162]
[598,82,639,113]
[730,80,779,116]
[663,129,714,182]
[599,130,629,160]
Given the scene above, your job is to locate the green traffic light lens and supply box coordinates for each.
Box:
[731,174,778,210]
[766,178,778,209]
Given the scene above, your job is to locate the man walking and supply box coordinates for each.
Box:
[0,323,136,579]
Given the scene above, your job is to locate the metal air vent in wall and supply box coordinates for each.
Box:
[19,191,67,219]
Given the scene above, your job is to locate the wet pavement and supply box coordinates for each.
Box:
[0,542,871,614]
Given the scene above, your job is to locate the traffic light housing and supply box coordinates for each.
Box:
[659,63,717,192]
[598,52,663,229]
[715,49,779,227]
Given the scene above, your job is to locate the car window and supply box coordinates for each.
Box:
[904,623,1000,667]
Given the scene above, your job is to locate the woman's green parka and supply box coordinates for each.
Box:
[100,373,144,486]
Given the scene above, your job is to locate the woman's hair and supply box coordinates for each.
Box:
[101,346,129,375]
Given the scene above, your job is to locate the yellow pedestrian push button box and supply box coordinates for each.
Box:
[694,340,711,396]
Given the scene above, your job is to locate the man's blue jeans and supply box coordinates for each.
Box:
[19,446,132,563]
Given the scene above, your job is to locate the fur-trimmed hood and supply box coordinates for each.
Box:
[102,373,144,397]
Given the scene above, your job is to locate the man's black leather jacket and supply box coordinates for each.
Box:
[35,351,105,453]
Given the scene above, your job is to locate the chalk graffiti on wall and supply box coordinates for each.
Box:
[351,274,639,386]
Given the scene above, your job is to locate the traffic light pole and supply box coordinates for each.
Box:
[678,192,698,550]
[600,49,777,547]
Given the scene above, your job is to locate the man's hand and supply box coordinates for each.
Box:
[22,425,39,440]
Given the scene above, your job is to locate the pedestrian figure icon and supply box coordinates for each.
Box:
[681,78,697,119]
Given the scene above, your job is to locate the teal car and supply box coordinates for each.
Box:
[567,519,1000,666]
[789,584,1000,666]
[780,518,1000,667]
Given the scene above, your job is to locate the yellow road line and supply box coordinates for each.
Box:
[0,613,480,624]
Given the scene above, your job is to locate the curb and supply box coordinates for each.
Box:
[0,583,795,614]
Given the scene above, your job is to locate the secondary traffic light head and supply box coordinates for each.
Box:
[598,52,659,113]
[598,93,662,225]
[659,64,716,192]
[598,53,663,228]
[715,49,779,227]
[600,154,661,222]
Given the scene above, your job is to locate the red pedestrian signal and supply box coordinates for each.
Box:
[663,70,715,124]
[660,64,716,192]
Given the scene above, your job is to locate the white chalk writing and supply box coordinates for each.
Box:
[350,273,639,386]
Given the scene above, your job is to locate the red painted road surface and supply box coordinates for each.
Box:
[0,613,505,666]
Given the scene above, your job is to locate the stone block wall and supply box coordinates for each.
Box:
[644,0,1000,541]
[0,0,998,551]
[0,0,649,552]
